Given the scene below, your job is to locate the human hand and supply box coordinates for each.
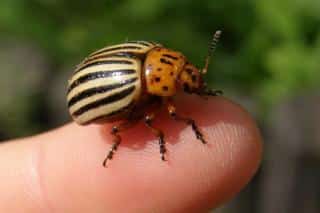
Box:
[0,95,262,212]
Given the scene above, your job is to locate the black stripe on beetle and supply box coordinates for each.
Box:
[162,54,179,60]
[85,51,142,63]
[82,102,134,125]
[68,69,136,93]
[75,60,134,74]
[72,85,136,117]
[126,41,152,47]
[160,58,173,66]
[68,77,138,107]
[112,52,141,58]
[90,46,143,57]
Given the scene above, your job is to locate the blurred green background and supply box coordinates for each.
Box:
[0,0,320,212]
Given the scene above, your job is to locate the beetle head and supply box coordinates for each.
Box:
[178,62,204,93]
[179,30,222,96]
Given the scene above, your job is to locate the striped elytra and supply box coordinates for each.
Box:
[66,39,219,126]
[66,32,223,166]
[67,41,158,125]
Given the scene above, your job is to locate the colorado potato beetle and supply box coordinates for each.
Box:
[67,30,222,167]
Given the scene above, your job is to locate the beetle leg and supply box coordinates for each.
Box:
[103,120,138,167]
[198,87,223,98]
[167,102,207,144]
[204,89,223,96]
[144,113,166,161]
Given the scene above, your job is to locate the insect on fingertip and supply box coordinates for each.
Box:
[66,36,224,166]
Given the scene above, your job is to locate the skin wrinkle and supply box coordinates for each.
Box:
[156,132,215,211]
[188,123,254,212]
[34,140,55,213]
[223,123,249,169]
[154,98,259,212]
[0,139,54,212]
[205,122,229,170]
[208,117,260,210]
[26,142,49,213]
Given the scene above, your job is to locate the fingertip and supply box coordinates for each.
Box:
[42,96,262,212]
[0,95,262,212]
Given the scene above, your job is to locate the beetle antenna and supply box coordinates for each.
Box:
[202,30,222,74]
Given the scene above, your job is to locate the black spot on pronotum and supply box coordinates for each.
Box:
[157,68,162,71]
[160,58,173,66]
[155,77,161,82]
[170,72,174,76]
[162,86,169,91]
[162,54,178,60]
[186,68,193,75]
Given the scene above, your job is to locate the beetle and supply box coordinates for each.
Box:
[67,30,222,167]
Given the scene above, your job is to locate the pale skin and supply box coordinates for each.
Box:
[0,95,262,212]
